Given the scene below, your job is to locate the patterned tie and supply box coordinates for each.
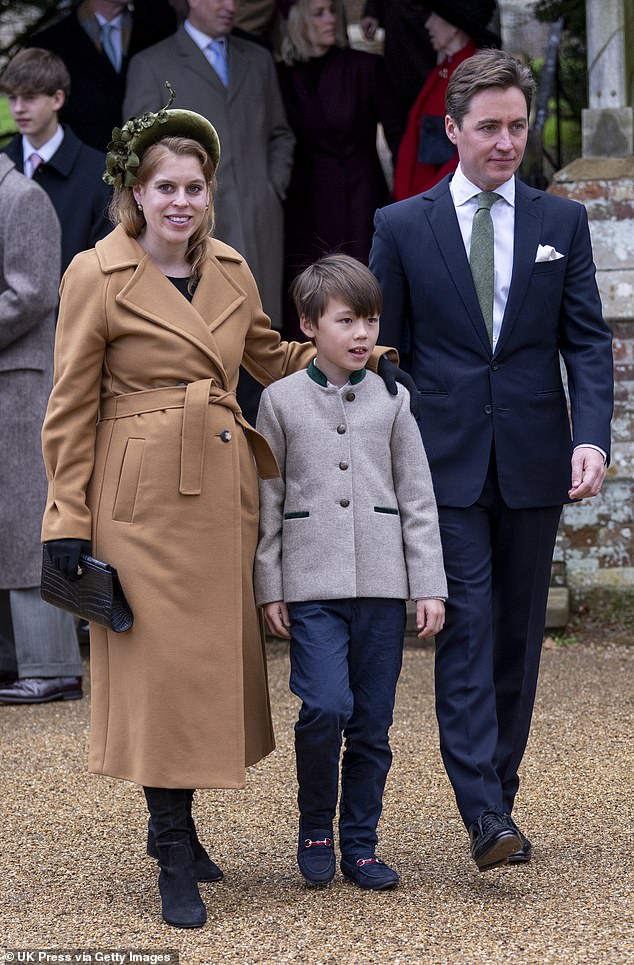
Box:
[469,191,501,347]
[101,22,121,72]
[207,38,228,87]
[28,152,42,177]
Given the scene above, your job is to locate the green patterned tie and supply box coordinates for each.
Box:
[469,191,501,347]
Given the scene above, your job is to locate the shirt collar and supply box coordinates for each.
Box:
[94,11,124,29]
[184,18,228,49]
[307,359,367,387]
[22,125,64,167]
[451,163,515,208]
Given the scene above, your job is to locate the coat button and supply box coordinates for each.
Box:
[345,391,356,401]
[220,430,232,442]
[491,363,499,371]
[336,424,346,434]
[339,462,349,471]
[484,404,493,415]
[339,498,350,508]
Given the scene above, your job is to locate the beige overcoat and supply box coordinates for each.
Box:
[41,225,316,789]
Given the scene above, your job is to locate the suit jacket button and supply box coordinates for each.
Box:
[336,424,347,434]
[339,498,350,508]
[220,430,232,442]
[339,462,349,471]
[345,391,356,401]
[484,404,493,415]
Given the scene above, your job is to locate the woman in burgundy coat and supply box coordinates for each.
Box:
[278,0,403,339]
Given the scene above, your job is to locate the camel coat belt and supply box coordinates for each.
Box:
[99,380,279,496]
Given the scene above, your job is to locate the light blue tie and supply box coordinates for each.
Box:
[469,191,501,347]
[208,38,228,87]
[101,22,121,72]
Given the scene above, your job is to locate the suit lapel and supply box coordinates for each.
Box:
[423,180,491,354]
[495,178,543,355]
[176,27,226,94]
[227,39,251,103]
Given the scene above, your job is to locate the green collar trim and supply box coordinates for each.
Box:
[307,359,367,387]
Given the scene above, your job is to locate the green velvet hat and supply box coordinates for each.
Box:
[103,82,221,189]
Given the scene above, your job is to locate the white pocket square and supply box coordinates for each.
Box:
[535,244,565,262]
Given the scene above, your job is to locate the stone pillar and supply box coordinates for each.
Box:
[582,0,633,157]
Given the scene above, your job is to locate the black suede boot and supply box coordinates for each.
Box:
[146,789,223,882]
[144,787,207,928]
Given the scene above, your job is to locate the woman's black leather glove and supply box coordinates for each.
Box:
[377,356,422,421]
[45,539,91,581]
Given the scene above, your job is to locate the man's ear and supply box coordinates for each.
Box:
[299,313,315,339]
[52,89,65,112]
[445,113,458,144]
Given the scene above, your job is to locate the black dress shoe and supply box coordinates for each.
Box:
[341,855,399,890]
[505,815,533,864]
[469,808,523,872]
[0,676,82,704]
[297,823,336,886]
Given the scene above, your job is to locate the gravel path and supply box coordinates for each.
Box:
[1,640,632,964]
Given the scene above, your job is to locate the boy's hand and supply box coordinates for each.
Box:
[263,601,291,640]
[416,599,445,639]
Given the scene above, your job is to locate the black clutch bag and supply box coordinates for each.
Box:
[41,547,133,633]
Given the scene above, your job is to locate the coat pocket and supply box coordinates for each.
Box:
[112,438,145,523]
[374,507,399,515]
[284,511,310,519]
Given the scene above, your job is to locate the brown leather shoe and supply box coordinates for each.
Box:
[0,676,82,704]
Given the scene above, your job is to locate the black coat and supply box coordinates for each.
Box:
[2,127,111,275]
[363,0,436,110]
[28,2,177,151]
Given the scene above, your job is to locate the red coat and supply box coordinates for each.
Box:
[393,41,478,201]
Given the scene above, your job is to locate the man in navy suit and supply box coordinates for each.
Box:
[370,49,613,872]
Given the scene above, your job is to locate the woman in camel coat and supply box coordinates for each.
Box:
[40,105,321,929]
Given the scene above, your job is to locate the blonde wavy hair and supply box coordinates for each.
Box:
[109,136,216,293]
[280,0,347,65]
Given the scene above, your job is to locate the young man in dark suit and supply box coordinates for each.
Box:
[1,47,111,275]
[370,49,613,872]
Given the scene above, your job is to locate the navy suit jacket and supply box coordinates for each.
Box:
[2,128,111,275]
[370,175,614,510]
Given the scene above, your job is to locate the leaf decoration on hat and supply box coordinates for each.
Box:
[103,81,176,188]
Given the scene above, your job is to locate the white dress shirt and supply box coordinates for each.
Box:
[22,125,64,176]
[450,164,515,353]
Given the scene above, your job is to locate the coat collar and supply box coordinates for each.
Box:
[95,225,247,386]
[174,27,252,102]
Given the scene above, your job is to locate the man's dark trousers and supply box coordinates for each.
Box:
[288,598,405,858]
[435,449,561,827]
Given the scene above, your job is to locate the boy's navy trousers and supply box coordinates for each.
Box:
[287,597,406,859]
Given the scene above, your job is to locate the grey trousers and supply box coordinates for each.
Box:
[0,588,82,678]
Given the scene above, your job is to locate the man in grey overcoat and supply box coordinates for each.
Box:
[123,0,295,331]
[0,155,83,704]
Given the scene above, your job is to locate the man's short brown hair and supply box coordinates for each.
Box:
[0,48,71,99]
[446,49,535,129]
[291,254,382,327]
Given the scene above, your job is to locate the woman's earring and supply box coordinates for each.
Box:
[137,202,143,212]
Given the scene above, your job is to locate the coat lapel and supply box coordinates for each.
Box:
[227,38,251,104]
[175,27,226,95]
[423,179,491,354]
[495,178,543,355]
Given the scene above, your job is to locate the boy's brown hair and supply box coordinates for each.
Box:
[291,253,382,327]
[446,49,535,129]
[0,48,71,99]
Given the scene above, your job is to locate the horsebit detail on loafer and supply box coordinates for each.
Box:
[304,838,332,848]
[357,858,383,866]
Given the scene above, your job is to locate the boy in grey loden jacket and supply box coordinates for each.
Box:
[254,254,447,890]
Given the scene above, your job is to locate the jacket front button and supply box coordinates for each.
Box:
[336,424,347,434]
[345,391,356,401]
[339,462,349,471]
[339,498,350,508]
[220,430,232,442]
[484,404,493,415]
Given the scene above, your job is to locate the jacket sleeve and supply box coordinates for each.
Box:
[253,389,287,605]
[263,51,295,201]
[0,181,60,352]
[369,206,410,363]
[391,388,447,600]
[41,253,107,541]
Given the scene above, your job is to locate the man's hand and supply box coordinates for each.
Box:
[568,447,606,500]
[416,599,445,639]
[263,600,291,640]
[361,15,379,40]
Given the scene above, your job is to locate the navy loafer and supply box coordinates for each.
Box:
[341,855,399,890]
[297,824,336,885]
